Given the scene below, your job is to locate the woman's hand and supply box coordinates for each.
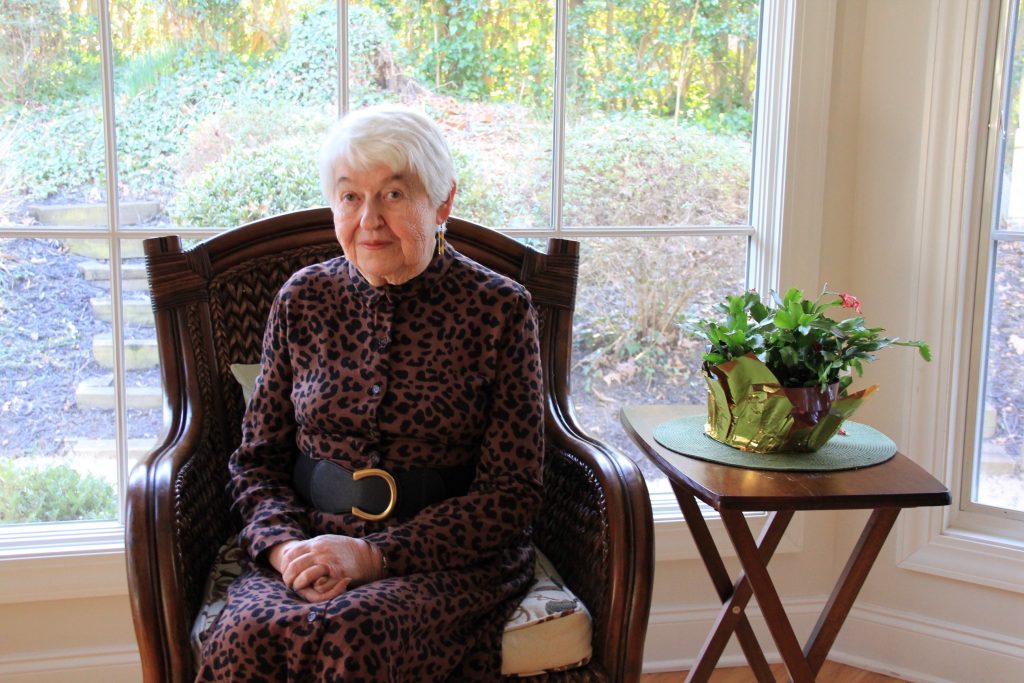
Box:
[267,536,383,603]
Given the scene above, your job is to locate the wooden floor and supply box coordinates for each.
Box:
[641,660,909,682]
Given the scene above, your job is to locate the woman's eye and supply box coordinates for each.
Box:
[340,192,357,202]
[385,190,402,200]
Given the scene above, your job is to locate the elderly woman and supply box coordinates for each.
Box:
[196,105,544,681]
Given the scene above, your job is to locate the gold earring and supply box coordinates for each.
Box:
[437,223,447,255]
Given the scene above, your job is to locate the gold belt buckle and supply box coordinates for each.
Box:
[351,468,397,521]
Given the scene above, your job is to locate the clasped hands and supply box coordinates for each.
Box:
[268,535,383,603]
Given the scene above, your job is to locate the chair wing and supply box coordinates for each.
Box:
[126,207,653,682]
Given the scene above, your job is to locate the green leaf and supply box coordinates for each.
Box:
[749,300,770,321]
[774,308,797,329]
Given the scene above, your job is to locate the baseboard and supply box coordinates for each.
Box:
[0,644,141,683]
[641,596,824,672]
[2,599,1019,682]
[642,597,1024,682]
[833,602,1024,683]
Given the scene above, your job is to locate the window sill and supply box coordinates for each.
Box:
[0,521,127,605]
[899,506,1024,594]
[0,499,805,605]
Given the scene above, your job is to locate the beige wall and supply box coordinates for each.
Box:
[0,589,140,682]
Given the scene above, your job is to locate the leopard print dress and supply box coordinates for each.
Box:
[196,245,544,682]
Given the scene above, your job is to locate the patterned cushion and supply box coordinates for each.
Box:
[229,363,260,404]
[500,550,593,676]
[190,538,246,662]
[190,537,592,677]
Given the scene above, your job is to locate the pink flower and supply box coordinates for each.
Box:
[839,293,862,314]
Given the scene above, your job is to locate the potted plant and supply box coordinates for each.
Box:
[684,287,931,453]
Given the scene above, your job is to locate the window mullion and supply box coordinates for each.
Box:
[746,0,795,293]
[992,229,1024,241]
[339,0,349,116]
[97,0,130,520]
[550,0,568,233]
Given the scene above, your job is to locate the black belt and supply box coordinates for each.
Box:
[293,452,474,521]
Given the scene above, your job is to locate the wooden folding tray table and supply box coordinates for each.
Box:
[620,404,950,683]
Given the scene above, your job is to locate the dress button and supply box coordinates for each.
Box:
[370,384,381,395]
[378,336,390,351]
[307,610,319,622]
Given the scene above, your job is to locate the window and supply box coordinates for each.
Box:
[0,0,813,550]
[968,0,1024,524]
[888,0,1024,592]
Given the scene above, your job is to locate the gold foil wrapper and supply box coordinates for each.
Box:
[703,353,876,453]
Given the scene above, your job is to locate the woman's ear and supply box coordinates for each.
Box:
[435,182,456,224]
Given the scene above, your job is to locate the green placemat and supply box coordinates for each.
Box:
[652,415,896,472]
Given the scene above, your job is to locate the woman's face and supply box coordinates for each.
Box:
[330,163,454,287]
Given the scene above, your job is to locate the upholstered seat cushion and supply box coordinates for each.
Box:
[190,536,592,677]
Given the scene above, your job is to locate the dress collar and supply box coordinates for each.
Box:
[344,244,453,306]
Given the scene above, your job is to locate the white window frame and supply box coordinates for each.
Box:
[897,0,1024,594]
[961,0,1024,528]
[0,0,836,592]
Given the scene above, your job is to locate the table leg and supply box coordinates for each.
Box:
[700,509,795,683]
[721,509,816,683]
[802,507,901,676]
[673,486,782,683]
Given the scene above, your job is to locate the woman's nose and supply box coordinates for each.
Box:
[360,199,382,229]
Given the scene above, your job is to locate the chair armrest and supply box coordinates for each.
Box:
[126,277,236,683]
[534,427,654,683]
[127,405,235,682]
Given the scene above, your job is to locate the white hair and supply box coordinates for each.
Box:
[318,104,456,209]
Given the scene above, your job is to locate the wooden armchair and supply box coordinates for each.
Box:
[126,208,654,682]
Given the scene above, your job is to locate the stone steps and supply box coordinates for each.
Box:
[91,333,159,370]
[77,260,149,290]
[63,239,146,259]
[30,201,161,227]
[65,436,157,460]
[75,376,162,410]
[90,296,154,326]
[25,206,167,450]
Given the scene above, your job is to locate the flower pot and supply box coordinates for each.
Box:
[781,383,839,428]
[702,353,876,453]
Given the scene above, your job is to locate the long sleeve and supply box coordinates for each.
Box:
[229,287,309,560]
[363,291,544,575]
